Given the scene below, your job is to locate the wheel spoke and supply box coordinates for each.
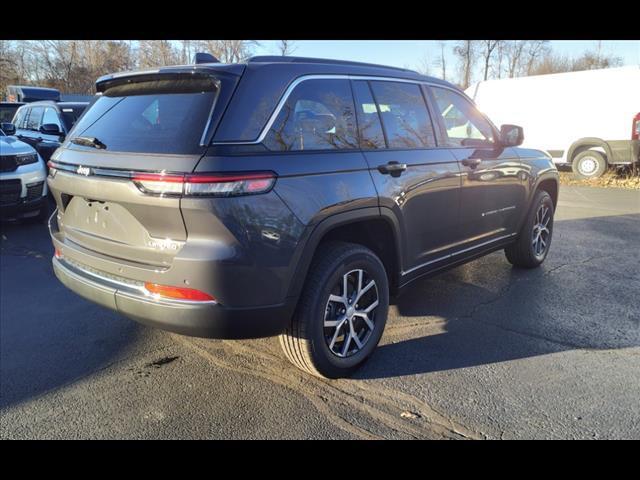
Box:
[329,323,344,350]
[341,330,352,356]
[356,280,375,302]
[357,270,363,295]
[343,272,349,299]
[324,316,346,328]
[363,299,379,313]
[352,331,363,349]
[328,294,346,306]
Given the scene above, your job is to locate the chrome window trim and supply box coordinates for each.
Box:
[211,74,463,146]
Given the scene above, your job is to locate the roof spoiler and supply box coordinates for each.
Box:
[193,52,220,64]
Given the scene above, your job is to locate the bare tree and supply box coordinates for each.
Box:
[194,40,259,63]
[479,40,500,81]
[433,41,447,80]
[504,40,527,78]
[453,40,477,89]
[415,52,431,76]
[524,40,550,75]
[277,40,297,56]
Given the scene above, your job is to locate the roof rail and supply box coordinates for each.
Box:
[247,56,418,74]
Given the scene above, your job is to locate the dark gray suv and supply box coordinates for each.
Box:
[47,56,559,378]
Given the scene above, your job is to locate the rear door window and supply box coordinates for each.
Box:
[26,107,44,131]
[70,77,219,154]
[369,81,436,149]
[352,81,386,149]
[264,79,358,151]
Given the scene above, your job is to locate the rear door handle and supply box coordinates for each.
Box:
[462,158,482,169]
[378,161,408,177]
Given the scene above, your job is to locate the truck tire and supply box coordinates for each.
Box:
[279,241,389,378]
[505,190,554,269]
[572,150,607,179]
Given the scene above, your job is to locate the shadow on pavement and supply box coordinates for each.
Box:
[357,213,640,379]
[1,220,144,410]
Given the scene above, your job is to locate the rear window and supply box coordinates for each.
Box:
[70,77,218,154]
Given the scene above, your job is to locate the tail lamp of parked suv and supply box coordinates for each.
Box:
[131,171,276,197]
[633,112,640,140]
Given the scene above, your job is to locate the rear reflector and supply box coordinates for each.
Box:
[132,172,276,197]
[144,282,216,302]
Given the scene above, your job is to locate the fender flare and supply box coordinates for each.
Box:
[567,138,612,164]
[285,207,403,300]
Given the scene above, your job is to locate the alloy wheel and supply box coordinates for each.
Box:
[532,204,551,258]
[323,269,379,358]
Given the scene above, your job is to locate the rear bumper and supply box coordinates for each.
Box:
[52,254,294,339]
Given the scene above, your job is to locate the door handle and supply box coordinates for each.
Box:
[378,161,408,177]
[462,158,482,169]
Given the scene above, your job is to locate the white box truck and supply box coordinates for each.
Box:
[466,66,640,178]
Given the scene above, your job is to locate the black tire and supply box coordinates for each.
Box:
[505,190,554,269]
[572,150,607,179]
[279,241,389,378]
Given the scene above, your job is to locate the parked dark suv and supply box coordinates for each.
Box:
[47,56,559,378]
[12,101,88,163]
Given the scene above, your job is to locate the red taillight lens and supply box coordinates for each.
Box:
[54,248,62,258]
[132,172,276,197]
[632,113,640,141]
[144,282,216,302]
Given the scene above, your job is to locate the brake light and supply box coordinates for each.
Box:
[144,282,216,302]
[132,172,276,197]
[632,113,640,140]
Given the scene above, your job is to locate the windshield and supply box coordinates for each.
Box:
[70,77,219,154]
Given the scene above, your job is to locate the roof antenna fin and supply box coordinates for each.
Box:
[193,52,220,64]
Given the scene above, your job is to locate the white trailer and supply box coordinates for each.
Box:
[466,66,640,178]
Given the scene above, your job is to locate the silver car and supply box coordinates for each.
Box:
[0,123,48,221]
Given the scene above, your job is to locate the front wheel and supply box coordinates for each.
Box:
[505,190,554,268]
[280,242,389,378]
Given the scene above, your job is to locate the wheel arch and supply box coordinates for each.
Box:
[567,138,612,164]
[286,208,403,300]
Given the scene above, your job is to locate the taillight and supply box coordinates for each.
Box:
[144,282,216,302]
[132,172,276,197]
[632,113,640,140]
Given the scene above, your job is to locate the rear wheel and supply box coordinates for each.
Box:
[505,190,554,269]
[280,242,389,378]
[572,150,607,179]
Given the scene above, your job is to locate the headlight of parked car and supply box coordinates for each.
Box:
[15,154,38,166]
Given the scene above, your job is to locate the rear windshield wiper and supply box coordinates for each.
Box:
[70,136,107,150]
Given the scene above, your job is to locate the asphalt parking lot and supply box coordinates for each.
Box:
[1,185,639,439]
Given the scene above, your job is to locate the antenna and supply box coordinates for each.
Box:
[193,52,220,64]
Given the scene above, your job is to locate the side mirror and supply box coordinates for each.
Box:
[1,122,16,136]
[40,123,62,136]
[500,124,524,147]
